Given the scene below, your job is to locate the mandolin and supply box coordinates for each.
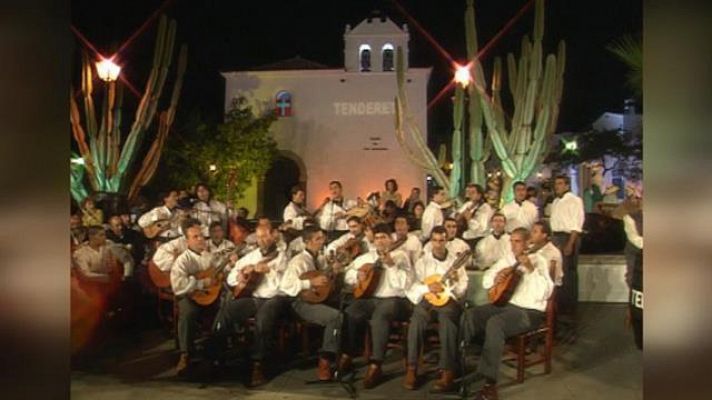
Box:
[352,235,408,299]
[488,245,542,306]
[423,249,472,307]
[147,260,171,288]
[298,251,342,304]
[142,209,188,239]
[232,249,279,298]
[189,248,239,306]
[334,234,368,265]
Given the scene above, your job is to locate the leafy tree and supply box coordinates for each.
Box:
[607,35,642,100]
[163,96,278,205]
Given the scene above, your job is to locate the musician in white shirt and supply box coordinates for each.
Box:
[192,183,227,237]
[72,226,134,283]
[423,217,471,258]
[530,220,563,286]
[460,228,554,400]
[137,190,183,241]
[325,216,371,261]
[420,185,447,243]
[393,215,422,265]
[282,185,310,231]
[209,225,289,387]
[549,175,585,316]
[474,213,511,270]
[338,223,413,388]
[152,236,187,273]
[279,226,343,381]
[500,181,539,232]
[318,180,357,242]
[404,226,469,392]
[206,222,238,272]
[455,183,494,248]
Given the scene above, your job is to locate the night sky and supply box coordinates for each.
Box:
[71,0,642,146]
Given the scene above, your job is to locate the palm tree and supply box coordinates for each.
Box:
[606,35,642,100]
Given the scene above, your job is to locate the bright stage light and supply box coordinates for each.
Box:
[95,58,121,82]
[454,64,472,88]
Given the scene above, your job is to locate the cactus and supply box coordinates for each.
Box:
[69,15,187,202]
[472,0,565,202]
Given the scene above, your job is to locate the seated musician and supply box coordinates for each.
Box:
[454,183,494,249]
[393,214,422,265]
[529,220,563,286]
[169,218,232,377]
[286,218,318,259]
[338,223,413,389]
[245,216,286,252]
[210,224,289,387]
[279,225,343,381]
[73,225,134,284]
[460,227,554,400]
[317,180,357,242]
[137,190,183,242]
[404,226,469,392]
[70,212,87,248]
[192,183,227,237]
[325,216,372,260]
[106,214,145,266]
[473,213,511,270]
[423,217,471,257]
[206,221,237,267]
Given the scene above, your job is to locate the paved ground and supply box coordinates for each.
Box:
[71,302,642,400]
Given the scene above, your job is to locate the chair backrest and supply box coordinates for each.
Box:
[544,288,557,328]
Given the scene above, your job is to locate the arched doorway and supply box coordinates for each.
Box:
[261,153,305,220]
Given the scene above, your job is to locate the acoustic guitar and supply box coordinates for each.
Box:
[488,246,541,306]
[189,248,238,306]
[232,249,279,299]
[423,249,473,307]
[352,236,408,299]
[298,251,342,304]
[147,260,171,288]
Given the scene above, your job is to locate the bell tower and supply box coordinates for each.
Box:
[343,11,409,73]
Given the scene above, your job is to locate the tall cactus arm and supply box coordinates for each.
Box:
[507,53,517,99]
[70,90,98,190]
[81,52,98,140]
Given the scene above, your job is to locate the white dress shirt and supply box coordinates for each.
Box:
[207,238,236,254]
[283,201,309,230]
[227,246,288,298]
[325,232,370,257]
[138,205,182,239]
[318,198,357,232]
[474,233,511,270]
[623,215,643,249]
[192,199,227,236]
[424,237,471,258]
[345,249,413,298]
[152,237,187,272]
[501,200,539,232]
[279,250,328,297]
[536,241,564,286]
[392,232,423,265]
[287,236,306,259]
[72,240,134,281]
[420,201,444,242]
[482,251,554,312]
[406,250,469,305]
[456,200,494,240]
[170,249,220,297]
[550,192,585,233]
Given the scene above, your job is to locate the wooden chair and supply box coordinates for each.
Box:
[363,320,409,367]
[501,289,557,383]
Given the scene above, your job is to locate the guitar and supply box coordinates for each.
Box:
[298,251,342,304]
[334,234,368,265]
[232,249,279,298]
[423,249,473,307]
[488,245,542,306]
[352,235,408,299]
[455,199,483,233]
[147,259,172,288]
[142,209,188,239]
[189,248,239,306]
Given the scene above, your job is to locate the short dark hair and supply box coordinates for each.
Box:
[159,190,176,204]
[412,201,425,211]
[194,182,211,196]
[181,218,202,237]
[511,227,530,241]
[86,225,105,238]
[209,221,222,231]
[302,225,324,242]
[385,178,398,191]
[372,222,393,236]
[431,226,447,238]
[346,216,362,225]
[532,220,552,238]
[527,186,538,195]
[491,212,506,222]
[513,181,527,189]
[394,214,410,224]
[329,180,342,189]
[290,185,304,197]
[554,174,571,186]
[431,186,445,197]
[444,217,457,224]
[384,200,397,209]
[466,183,485,195]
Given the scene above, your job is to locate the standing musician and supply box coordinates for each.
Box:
[454,183,493,249]
[210,224,289,387]
[404,226,469,392]
[279,225,344,381]
[338,223,413,389]
[460,228,554,400]
[170,218,232,377]
[424,218,471,257]
[317,180,357,243]
[500,181,539,233]
[282,185,311,233]
[420,186,447,243]
[473,213,511,270]
[192,183,227,237]
[138,190,183,242]
[393,214,422,265]
[325,216,372,260]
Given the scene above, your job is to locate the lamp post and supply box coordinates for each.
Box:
[95,58,121,82]
[450,63,473,199]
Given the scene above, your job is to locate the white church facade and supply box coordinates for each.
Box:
[222,14,431,218]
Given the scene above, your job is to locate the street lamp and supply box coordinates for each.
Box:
[95,58,121,82]
[454,64,472,88]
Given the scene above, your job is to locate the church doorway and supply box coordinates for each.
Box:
[261,153,305,220]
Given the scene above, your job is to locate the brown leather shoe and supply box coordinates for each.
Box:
[175,353,190,377]
[402,365,418,390]
[474,383,499,400]
[362,363,382,389]
[432,369,455,392]
[337,354,353,374]
[249,361,267,387]
[317,357,332,381]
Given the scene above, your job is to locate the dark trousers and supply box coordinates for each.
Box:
[177,296,212,356]
[552,232,581,316]
[343,297,411,362]
[211,296,290,361]
[625,241,643,350]
[407,299,461,371]
[292,298,343,355]
[460,303,544,382]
